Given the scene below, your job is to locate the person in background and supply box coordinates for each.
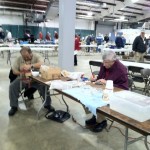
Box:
[74,34,81,66]
[54,31,59,44]
[122,35,126,48]
[24,30,30,41]
[96,33,104,52]
[91,34,95,43]
[115,34,124,49]
[39,31,43,41]
[85,51,128,132]
[86,35,92,52]
[104,34,109,43]
[132,30,147,62]
[0,26,5,41]
[5,30,12,42]
[147,36,150,54]
[45,32,51,41]
[8,47,54,116]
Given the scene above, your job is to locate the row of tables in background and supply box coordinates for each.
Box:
[0,42,137,65]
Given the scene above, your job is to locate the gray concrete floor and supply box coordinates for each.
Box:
[0,51,149,150]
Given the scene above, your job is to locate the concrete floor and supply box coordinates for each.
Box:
[0,51,149,150]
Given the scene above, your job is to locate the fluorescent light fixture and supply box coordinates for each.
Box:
[120,16,125,20]
[87,11,93,16]
[114,18,128,22]
[120,7,124,10]
[77,14,93,18]
[131,0,139,3]
[76,1,100,7]
[77,14,94,20]
[102,3,107,8]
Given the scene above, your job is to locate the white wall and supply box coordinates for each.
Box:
[0,14,94,30]
[96,24,114,36]
[117,29,150,44]
[0,14,24,25]
[38,18,94,30]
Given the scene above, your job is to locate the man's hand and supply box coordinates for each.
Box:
[20,64,31,71]
[96,79,107,84]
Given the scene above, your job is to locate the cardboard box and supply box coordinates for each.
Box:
[40,65,61,80]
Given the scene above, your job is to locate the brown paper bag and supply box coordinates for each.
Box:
[40,65,61,80]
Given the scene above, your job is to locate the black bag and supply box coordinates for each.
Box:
[45,110,70,123]
[9,69,17,83]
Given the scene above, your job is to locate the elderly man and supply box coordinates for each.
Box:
[132,30,147,62]
[9,47,54,116]
[86,50,128,132]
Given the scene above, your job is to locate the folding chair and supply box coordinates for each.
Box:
[128,66,144,91]
[141,69,150,95]
[128,77,133,91]
[144,55,150,61]
[9,69,37,100]
[89,60,102,76]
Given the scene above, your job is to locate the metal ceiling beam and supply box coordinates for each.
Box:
[135,2,150,7]
[1,1,47,8]
[0,6,45,13]
[76,8,101,13]
[86,0,116,6]
[118,10,144,15]
[125,6,143,11]
[45,0,55,17]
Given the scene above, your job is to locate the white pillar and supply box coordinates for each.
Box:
[58,0,76,71]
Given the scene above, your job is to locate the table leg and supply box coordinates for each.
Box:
[7,50,11,65]
[37,86,47,119]
[62,95,69,112]
[44,50,50,64]
[144,136,150,150]
[124,127,128,150]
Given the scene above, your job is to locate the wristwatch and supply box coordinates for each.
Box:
[31,64,34,69]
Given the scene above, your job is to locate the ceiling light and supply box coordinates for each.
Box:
[77,14,93,18]
[102,3,107,8]
[120,16,125,20]
[114,18,128,22]
[131,0,139,3]
[120,7,124,10]
[87,11,93,16]
[76,1,100,7]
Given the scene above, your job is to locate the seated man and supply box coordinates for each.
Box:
[86,50,128,132]
[9,47,54,116]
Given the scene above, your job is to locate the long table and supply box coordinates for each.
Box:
[94,59,150,69]
[102,48,132,53]
[31,76,149,150]
[97,106,150,150]
[0,46,56,64]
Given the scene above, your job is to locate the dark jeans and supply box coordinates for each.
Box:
[74,54,77,65]
[9,77,51,107]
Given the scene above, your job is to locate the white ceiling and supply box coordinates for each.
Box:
[48,0,150,23]
[1,0,150,24]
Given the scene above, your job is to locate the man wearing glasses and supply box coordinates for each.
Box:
[86,50,128,132]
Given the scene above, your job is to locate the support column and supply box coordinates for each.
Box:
[58,0,76,71]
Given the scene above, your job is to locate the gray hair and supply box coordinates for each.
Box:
[102,50,117,61]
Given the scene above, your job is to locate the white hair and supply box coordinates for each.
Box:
[102,50,117,61]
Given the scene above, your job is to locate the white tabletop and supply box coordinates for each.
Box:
[21,44,58,47]
[80,44,97,48]
[0,46,55,52]
[102,48,132,53]
[94,59,150,69]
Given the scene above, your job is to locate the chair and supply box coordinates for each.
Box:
[9,69,36,100]
[128,66,144,91]
[89,60,102,76]
[141,69,150,95]
[128,77,133,91]
[144,55,150,61]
